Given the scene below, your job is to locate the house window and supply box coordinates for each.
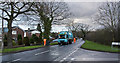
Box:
[12,31,17,34]
[24,32,26,37]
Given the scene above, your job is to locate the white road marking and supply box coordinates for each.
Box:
[35,50,50,56]
[60,48,79,62]
[54,56,62,61]
[60,46,64,48]
[7,58,21,63]
[51,51,59,56]
[71,58,75,60]
[54,40,85,62]
[51,45,58,47]
[76,58,119,61]
[12,58,21,62]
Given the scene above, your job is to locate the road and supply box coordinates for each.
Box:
[2,39,120,63]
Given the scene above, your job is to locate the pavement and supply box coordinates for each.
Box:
[1,39,120,63]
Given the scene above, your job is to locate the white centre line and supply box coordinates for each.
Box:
[12,58,21,62]
[60,46,64,48]
[71,58,75,61]
[60,48,79,62]
[35,50,50,56]
[54,40,84,62]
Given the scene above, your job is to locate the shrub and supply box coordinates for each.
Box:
[12,40,17,46]
[32,34,39,44]
[23,37,30,46]
[29,37,34,44]
[37,38,43,45]
[39,35,43,44]
[18,39,23,45]
[3,35,7,46]
[17,34,22,40]
[86,29,114,46]
[4,40,7,46]
[17,34,23,45]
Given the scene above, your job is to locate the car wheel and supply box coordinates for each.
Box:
[69,40,72,44]
[66,42,68,45]
[58,43,61,45]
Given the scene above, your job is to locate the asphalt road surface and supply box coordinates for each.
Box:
[1,39,120,63]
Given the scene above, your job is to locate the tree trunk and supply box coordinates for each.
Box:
[118,24,120,41]
[37,24,43,44]
[81,29,86,40]
[39,32,43,44]
[43,19,52,46]
[7,20,12,48]
[83,34,86,40]
[112,30,116,42]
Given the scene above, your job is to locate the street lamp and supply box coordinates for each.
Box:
[118,2,120,41]
[2,10,4,51]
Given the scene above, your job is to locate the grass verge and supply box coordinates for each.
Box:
[0,42,58,53]
[1,45,44,53]
[81,40,120,53]
[50,42,58,45]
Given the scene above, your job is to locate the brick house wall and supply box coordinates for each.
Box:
[25,29,40,38]
[35,33,40,37]
[2,27,24,40]
[12,27,24,40]
[26,32,32,38]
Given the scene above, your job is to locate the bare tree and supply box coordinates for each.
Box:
[65,19,80,37]
[32,2,71,45]
[94,2,119,41]
[78,23,91,39]
[0,2,33,48]
[66,19,91,39]
[66,19,79,32]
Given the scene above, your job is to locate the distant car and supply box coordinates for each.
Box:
[52,39,58,42]
[49,36,55,40]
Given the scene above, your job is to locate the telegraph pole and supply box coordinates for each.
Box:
[118,2,120,63]
[2,10,4,51]
[118,2,120,41]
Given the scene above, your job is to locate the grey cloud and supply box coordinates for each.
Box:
[67,2,102,19]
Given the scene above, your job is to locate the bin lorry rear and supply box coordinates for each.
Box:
[58,31,73,45]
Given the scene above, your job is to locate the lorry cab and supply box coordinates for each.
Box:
[58,31,73,45]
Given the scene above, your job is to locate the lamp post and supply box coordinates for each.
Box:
[118,2,120,41]
[2,10,4,51]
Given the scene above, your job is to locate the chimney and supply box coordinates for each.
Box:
[28,28,30,32]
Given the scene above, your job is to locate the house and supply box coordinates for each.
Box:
[25,28,40,38]
[12,26,24,40]
[31,30,40,37]
[1,27,41,41]
[1,26,24,41]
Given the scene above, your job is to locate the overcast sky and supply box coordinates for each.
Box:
[66,2,103,29]
[0,2,104,32]
[51,2,103,32]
